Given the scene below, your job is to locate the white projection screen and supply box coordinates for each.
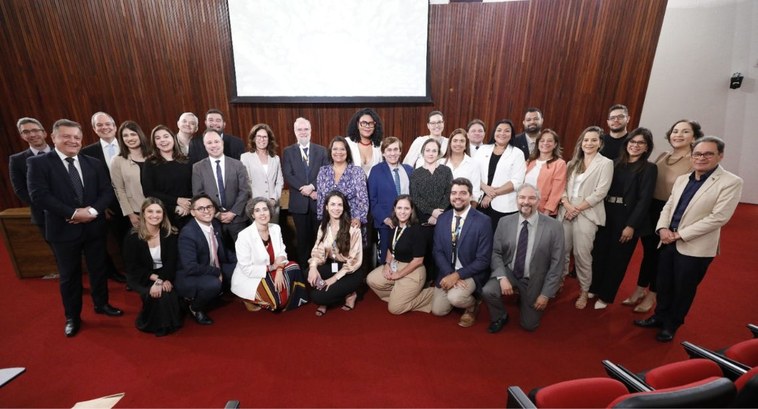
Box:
[227,0,431,103]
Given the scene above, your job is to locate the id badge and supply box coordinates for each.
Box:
[390,260,398,272]
[331,262,339,273]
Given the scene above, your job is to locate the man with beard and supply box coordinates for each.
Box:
[428,178,493,327]
[600,104,630,160]
[482,183,564,332]
[513,108,544,160]
[188,109,245,164]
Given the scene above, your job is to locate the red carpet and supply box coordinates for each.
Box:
[1,204,756,407]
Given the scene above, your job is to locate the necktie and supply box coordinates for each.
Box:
[215,160,226,209]
[302,146,310,174]
[65,157,84,205]
[513,220,529,279]
[392,168,401,195]
[210,228,220,268]
[451,215,461,266]
[37,150,45,155]
[106,143,115,164]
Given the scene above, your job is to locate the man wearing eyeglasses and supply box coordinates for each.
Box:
[10,117,51,234]
[176,194,238,325]
[513,108,544,160]
[600,104,630,160]
[403,110,448,168]
[635,136,742,342]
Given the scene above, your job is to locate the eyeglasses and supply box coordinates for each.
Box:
[628,140,647,146]
[193,205,215,212]
[428,120,444,126]
[20,129,44,136]
[692,152,717,159]
[359,121,376,128]
[608,114,626,121]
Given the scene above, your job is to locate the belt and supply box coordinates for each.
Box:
[606,196,624,204]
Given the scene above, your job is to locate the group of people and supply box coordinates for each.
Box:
[9,104,743,343]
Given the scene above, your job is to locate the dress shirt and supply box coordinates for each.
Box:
[196,221,216,266]
[669,167,718,231]
[388,163,410,194]
[30,145,51,155]
[209,155,226,198]
[99,138,120,168]
[509,212,539,278]
[55,149,84,186]
[452,205,472,271]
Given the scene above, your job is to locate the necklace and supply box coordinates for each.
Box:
[359,139,372,146]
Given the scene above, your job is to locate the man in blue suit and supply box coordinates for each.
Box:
[27,119,123,337]
[368,136,413,264]
[431,177,493,327]
[176,194,237,325]
[282,117,329,268]
[9,117,51,234]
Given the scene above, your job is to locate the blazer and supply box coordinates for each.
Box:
[441,154,482,200]
[558,154,614,226]
[187,133,245,164]
[346,138,382,177]
[474,144,526,213]
[122,230,178,295]
[403,135,449,168]
[192,156,251,224]
[368,161,413,228]
[10,148,44,224]
[525,158,567,215]
[110,155,146,216]
[491,213,565,299]
[231,223,287,300]
[656,166,743,257]
[512,133,531,160]
[282,143,329,214]
[27,151,114,242]
[612,161,657,236]
[433,207,493,292]
[239,152,284,202]
[176,218,237,288]
[81,141,122,215]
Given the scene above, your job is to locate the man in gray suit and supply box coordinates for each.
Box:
[192,130,250,249]
[483,183,565,332]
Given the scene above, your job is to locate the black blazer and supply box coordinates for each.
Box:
[176,219,237,294]
[123,230,178,295]
[187,133,245,165]
[615,161,658,236]
[512,133,531,160]
[81,141,122,215]
[281,143,328,214]
[27,151,115,242]
[10,148,44,225]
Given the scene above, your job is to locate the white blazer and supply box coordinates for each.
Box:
[346,138,382,177]
[440,154,482,200]
[403,135,449,168]
[474,144,526,213]
[240,152,284,201]
[231,223,287,300]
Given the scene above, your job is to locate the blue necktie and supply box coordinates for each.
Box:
[215,160,226,209]
[65,157,84,205]
[392,168,401,195]
[513,220,529,278]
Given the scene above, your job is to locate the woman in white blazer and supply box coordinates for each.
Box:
[345,108,384,177]
[231,197,307,312]
[240,124,284,223]
[474,119,526,232]
[440,128,482,203]
[111,121,150,228]
[558,126,613,309]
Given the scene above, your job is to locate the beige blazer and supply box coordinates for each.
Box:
[110,156,145,215]
[656,166,743,257]
[558,154,613,226]
[240,152,284,202]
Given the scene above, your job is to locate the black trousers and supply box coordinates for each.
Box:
[308,262,365,307]
[590,203,639,303]
[635,199,667,291]
[50,235,109,320]
[653,244,713,332]
[292,208,320,270]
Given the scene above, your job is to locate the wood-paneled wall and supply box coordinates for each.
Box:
[0,0,667,210]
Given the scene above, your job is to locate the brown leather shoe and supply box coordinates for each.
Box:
[458,301,481,328]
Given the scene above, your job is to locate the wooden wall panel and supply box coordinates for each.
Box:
[0,0,667,210]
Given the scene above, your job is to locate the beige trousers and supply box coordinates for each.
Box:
[367,262,432,314]
[428,277,477,316]
[562,214,598,292]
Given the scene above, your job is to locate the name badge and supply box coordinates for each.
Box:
[390,260,398,272]
[331,262,339,274]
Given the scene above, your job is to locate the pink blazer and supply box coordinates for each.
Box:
[526,158,567,215]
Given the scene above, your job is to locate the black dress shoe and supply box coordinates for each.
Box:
[109,272,128,283]
[191,309,213,325]
[656,329,675,342]
[633,316,663,328]
[487,316,509,334]
[65,319,80,337]
[95,304,124,317]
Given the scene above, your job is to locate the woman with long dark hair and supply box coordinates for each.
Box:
[111,121,151,228]
[524,129,567,216]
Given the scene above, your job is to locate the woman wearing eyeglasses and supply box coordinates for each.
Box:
[345,108,383,177]
[589,129,657,309]
[621,120,703,313]
[404,110,448,168]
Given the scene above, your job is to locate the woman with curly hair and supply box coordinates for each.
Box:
[345,107,383,176]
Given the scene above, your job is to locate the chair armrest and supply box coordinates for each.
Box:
[602,359,653,393]
[507,386,537,409]
[748,323,758,338]
[681,341,749,380]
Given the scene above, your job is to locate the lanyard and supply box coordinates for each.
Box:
[391,225,407,255]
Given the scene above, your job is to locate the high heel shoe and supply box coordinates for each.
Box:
[634,292,656,313]
[243,300,261,312]
[575,291,588,309]
[621,287,646,306]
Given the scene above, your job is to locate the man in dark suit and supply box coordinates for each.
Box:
[27,119,123,337]
[483,183,565,332]
[9,117,51,233]
[80,111,128,284]
[512,107,543,160]
[188,108,245,164]
[192,130,250,248]
[430,177,493,328]
[282,117,329,268]
[176,194,237,325]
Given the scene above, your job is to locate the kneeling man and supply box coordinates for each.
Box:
[483,183,564,332]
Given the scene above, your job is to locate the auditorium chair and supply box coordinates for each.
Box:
[682,340,757,380]
[748,323,758,338]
